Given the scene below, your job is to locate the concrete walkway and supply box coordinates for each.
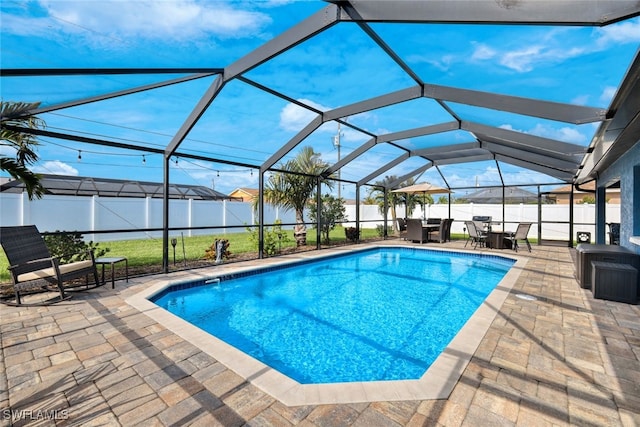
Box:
[1,242,639,426]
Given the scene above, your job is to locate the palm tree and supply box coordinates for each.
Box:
[1,101,45,199]
[368,176,421,232]
[262,146,333,246]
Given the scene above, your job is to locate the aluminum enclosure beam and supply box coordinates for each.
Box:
[462,121,587,157]
[432,153,495,166]
[495,155,575,182]
[226,4,340,80]
[29,73,218,117]
[0,68,224,76]
[357,153,411,186]
[329,1,640,25]
[342,4,423,86]
[326,121,458,175]
[481,142,580,172]
[377,121,460,144]
[166,75,225,156]
[326,137,377,175]
[261,115,324,172]
[388,162,434,189]
[577,50,640,183]
[413,142,480,157]
[423,84,607,124]
[323,86,423,122]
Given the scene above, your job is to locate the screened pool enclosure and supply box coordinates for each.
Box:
[2,1,640,270]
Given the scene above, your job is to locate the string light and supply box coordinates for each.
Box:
[216,171,220,177]
[142,155,146,164]
[77,150,82,161]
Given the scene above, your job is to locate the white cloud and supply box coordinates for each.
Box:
[279,99,327,132]
[571,94,590,106]
[595,19,640,47]
[19,1,272,43]
[471,43,496,61]
[473,18,640,74]
[600,86,617,104]
[499,123,586,144]
[33,161,79,176]
[498,45,587,73]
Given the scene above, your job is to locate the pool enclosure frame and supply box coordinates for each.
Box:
[2,1,640,271]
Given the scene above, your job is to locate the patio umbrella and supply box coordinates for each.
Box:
[391,182,451,219]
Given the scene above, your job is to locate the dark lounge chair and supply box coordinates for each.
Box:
[0,225,100,306]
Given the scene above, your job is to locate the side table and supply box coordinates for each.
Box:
[95,257,129,289]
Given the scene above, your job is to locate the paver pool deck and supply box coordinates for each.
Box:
[1,241,639,426]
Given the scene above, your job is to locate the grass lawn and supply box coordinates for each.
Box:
[0,226,383,283]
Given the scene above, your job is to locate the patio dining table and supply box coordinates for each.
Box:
[486,229,512,250]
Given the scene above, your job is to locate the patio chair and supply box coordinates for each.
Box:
[396,218,407,240]
[0,225,100,306]
[406,218,429,243]
[472,215,492,232]
[464,220,487,249]
[608,222,620,245]
[428,218,454,243]
[506,223,532,252]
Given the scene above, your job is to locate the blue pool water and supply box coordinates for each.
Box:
[152,247,513,384]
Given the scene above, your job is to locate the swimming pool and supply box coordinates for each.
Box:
[128,244,525,404]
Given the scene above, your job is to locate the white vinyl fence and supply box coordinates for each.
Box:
[0,193,621,243]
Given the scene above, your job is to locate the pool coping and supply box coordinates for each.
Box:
[126,243,527,405]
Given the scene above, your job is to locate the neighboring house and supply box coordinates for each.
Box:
[459,187,541,204]
[229,187,258,202]
[550,181,621,204]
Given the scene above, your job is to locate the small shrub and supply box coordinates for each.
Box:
[44,231,109,264]
[203,238,231,262]
[375,224,392,237]
[246,220,290,256]
[345,227,359,242]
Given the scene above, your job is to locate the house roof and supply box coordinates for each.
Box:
[0,174,237,200]
[461,187,539,204]
[230,188,258,197]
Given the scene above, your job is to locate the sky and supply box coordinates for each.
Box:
[1,0,640,199]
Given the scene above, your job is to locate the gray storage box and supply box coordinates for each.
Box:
[575,244,640,290]
[591,261,638,304]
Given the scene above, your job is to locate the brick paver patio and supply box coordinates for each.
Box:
[1,242,639,426]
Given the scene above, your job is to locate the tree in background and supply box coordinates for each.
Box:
[368,176,420,232]
[308,194,346,244]
[0,101,45,199]
[261,147,333,246]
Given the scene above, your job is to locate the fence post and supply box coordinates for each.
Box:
[188,198,193,237]
[222,200,227,234]
[20,191,29,226]
[90,195,97,242]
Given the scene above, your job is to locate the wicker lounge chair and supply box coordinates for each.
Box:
[396,218,407,239]
[0,225,100,306]
[406,219,429,243]
[428,218,454,243]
